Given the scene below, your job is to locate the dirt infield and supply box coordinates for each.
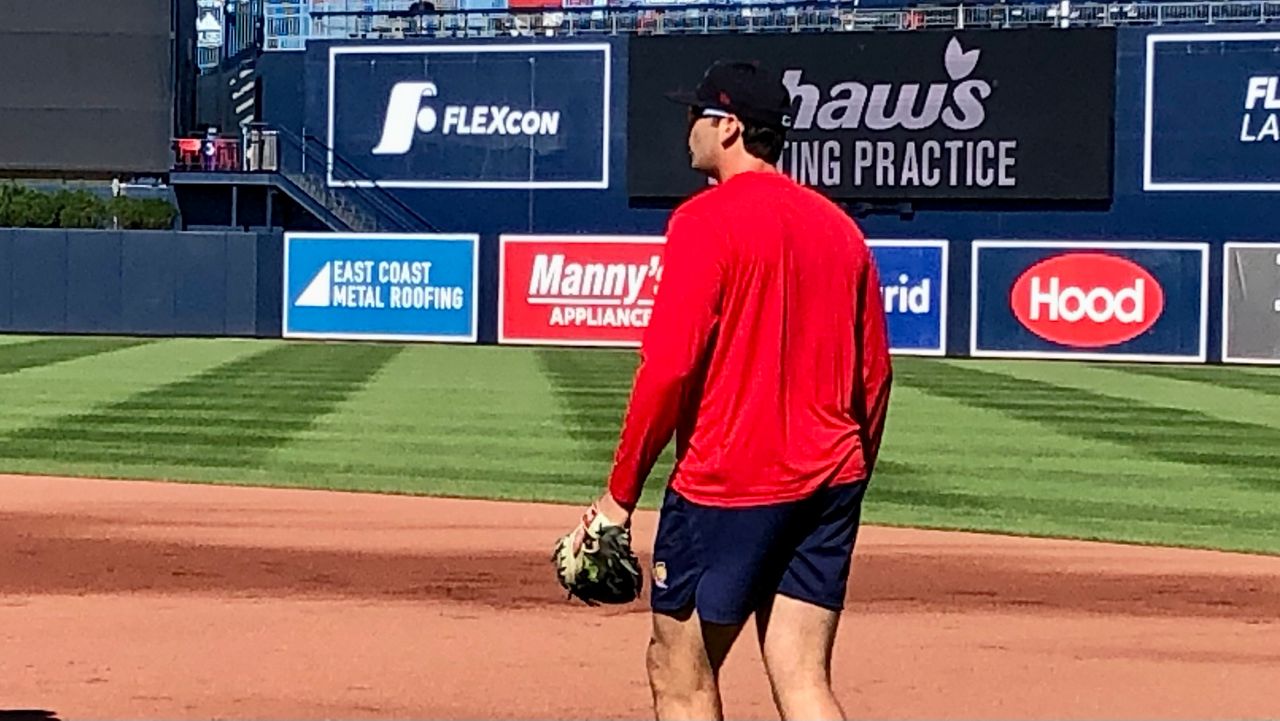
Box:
[2,474,1278,720]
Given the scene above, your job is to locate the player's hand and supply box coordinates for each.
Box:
[572,491,632,554]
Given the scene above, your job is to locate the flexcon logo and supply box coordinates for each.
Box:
[1010,253,1164,347]
[372,81,562,155]
[783,38,992,132]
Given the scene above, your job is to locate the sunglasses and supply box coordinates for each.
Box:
[687,106,733,126]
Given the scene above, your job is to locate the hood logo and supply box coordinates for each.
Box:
[1010,253,1165,348]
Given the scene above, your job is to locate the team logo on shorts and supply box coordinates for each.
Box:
[653,561,668,589]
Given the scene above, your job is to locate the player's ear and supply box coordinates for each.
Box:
[719,115,742,148]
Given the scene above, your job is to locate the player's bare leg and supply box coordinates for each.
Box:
[755,593,845,721]
[647,607,743,721]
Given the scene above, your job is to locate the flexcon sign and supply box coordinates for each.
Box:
[328,43,610,189]
[628,29,1115,201]
[1145,32,1280,191]
[499,235,947,352]
[283,232,479,342]
[971,241,1208,362]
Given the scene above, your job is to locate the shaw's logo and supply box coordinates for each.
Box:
[782,37,992,132]
[372,81,562,155]
[1010,253,1164,348]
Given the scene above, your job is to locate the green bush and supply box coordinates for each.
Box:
[0,183,177,230]
[107,195,179,230]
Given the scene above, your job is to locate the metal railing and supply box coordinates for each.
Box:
[261,0,1280,46]
[272,125,440,232]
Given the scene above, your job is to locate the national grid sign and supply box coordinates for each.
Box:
[283,232,479,342]
[868,240,948,356]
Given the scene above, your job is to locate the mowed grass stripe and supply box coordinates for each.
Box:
[0,334,44,346]
[904,360,1280,489]
[262,345,593,497]
[988,360,1280,431]
[1103,363,1280,398]
[859,370,1280,552]
[0,339,263,436]
[537,347,677,505]
[0,342,399,471]
[869,482,1279,534]
[867,483,1280,554]
[869,372,1222,501]
[0,337,153,376]
[536,347,636,458]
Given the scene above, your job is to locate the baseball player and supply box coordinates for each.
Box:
[556,59,893,720]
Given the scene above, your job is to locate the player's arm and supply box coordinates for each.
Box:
[852,251,893,476]
[603,208,725,513]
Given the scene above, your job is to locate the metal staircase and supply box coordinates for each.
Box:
[269,126,438,233]
[280,165,380,232]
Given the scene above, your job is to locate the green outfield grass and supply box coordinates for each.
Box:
[1,334,1278,555]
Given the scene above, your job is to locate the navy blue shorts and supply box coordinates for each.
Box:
[649,480,868,626]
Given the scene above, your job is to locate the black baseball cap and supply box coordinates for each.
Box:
[665,59,793,132]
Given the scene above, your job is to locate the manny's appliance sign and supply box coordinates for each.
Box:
[499,235,665,347]
[627,29,1116,202]
[328,43,610,189]
[1145,32,1280,191]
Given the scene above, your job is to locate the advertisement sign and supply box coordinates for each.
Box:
[283,232,478,342]
[499,234,947,353]
[328,43,610,189]
[628,29,1115,201]
[971,241,1208,362]
[499,235,665,347]
[867,240,948,356]
[1145,32,1280,191]
[1222,242,1280,364]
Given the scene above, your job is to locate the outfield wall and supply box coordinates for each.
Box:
[0,229,281,337]
[3,228,1271,366]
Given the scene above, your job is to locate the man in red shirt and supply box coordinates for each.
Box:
[567,59,892,720]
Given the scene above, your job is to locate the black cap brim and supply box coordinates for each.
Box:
[664,89,703,108]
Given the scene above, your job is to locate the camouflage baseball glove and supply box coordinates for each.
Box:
[552,505,643,606]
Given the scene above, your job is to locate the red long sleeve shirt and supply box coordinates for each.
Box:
[607,169,893,510]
